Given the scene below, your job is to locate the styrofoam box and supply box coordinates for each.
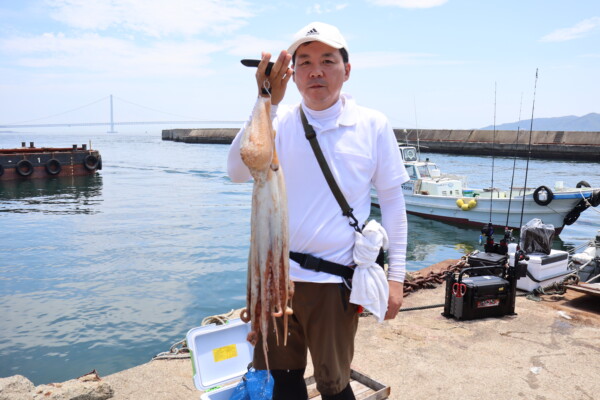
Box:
[186,318,253,399]
[513,249,571,292]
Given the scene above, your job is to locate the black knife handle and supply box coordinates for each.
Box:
[241,59,274,76]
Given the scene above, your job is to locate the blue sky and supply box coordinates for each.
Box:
[0,0,598,132]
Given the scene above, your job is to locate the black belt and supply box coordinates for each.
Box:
[289,251,355,280]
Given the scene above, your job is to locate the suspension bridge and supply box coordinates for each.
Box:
[0,95,244,132]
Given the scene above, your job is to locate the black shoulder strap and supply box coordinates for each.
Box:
[299,106,362,233]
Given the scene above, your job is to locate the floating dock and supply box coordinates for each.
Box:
[0,142,102,181]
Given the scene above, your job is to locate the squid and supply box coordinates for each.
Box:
[239,95,293,369]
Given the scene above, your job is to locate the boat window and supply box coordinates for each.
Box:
[403,148,418,161]
[418,165,430,178]
[404,165,418,179]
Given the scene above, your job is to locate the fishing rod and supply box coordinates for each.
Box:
[481,83,500,253]
[505,93,524,227]
[518,69,540,245]
[496,93,526,251]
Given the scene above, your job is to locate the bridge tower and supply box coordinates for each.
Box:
[107,94,118,133]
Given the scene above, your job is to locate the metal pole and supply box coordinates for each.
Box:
[108,94,117,133]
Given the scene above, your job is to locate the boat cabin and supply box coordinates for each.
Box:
[399,146,464,197]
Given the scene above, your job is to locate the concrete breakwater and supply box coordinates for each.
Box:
[398,128,600,161]
[162,128,600,161]
[162,128,238,144]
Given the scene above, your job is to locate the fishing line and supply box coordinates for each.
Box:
[505,93,524,227]
[518,69,540,241]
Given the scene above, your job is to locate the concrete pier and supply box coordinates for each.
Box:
[103,260,600,399]
[162,128,600,161]
[4,261,600,399]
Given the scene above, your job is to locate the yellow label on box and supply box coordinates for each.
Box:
[212,344,237,362]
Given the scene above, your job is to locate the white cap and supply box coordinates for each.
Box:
[287,22,348,56]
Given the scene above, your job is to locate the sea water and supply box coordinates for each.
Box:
[1,132,599,384]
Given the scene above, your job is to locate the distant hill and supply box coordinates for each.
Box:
[481,112,600,131]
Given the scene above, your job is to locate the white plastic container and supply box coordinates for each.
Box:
[186,318,253,399]
[554,181,564,191]
[186,319,390,400]
[515,249,571,292]
[186,318,391,399]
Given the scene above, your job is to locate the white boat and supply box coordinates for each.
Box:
[372,147,600,234]
[571,231,600,286]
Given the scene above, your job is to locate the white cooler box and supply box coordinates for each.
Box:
[186,318,391,399]
[186,318,253,399]
[511,249,571,292]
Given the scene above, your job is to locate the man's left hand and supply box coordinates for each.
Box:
[384,280,404,320]
[256,50,293,106]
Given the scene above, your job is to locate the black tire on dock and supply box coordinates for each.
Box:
[576,180,591,188]
[590,190,600,207]
[16,160,34,177]
[45,159,62,175]
[533,185,554,206]
[84,155,99,171]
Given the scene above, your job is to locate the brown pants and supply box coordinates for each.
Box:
[253,282,359,395]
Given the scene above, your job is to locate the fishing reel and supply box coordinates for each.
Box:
[480,222,494,239]
[514,248,529,264]
[479,223,511,255]
[499,227,515,251]
[479,223,495,251]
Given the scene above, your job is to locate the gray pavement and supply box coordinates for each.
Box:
[104,261,600,400]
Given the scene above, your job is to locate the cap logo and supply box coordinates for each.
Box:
[306,28,319,36]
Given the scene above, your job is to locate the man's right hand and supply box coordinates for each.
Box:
[256,50,293,106]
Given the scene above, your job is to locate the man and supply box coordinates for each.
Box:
[228,22,409,400]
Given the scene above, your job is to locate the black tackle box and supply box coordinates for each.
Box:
[466,252,507,276]
[443,274,513,320]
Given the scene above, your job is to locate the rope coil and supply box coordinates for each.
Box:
[152,310,236,361]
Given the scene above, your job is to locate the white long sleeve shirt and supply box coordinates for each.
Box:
[228,93,409,282]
